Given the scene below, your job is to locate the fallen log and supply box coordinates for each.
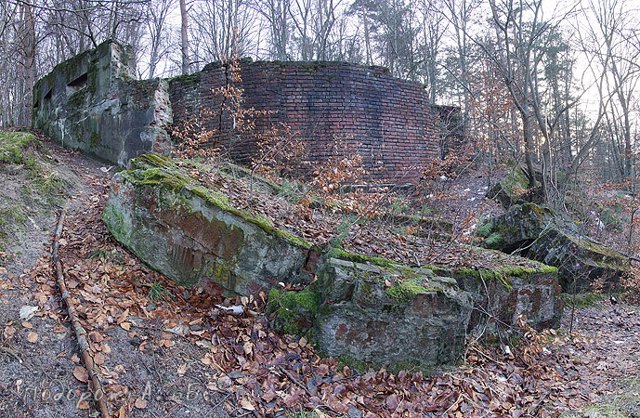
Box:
[53,209,111,418]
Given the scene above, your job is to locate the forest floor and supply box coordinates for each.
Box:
[0,137,639,417]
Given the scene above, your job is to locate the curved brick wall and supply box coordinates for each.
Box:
[33,40,462,183]
[169,60,462,184]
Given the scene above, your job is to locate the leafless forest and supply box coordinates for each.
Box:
[2,0,640,204]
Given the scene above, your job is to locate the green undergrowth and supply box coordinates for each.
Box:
[267,287,320,335]
[0,131,37,163]
[0,131,66,204]
[0,205,28,251]
[0,131,68,251]
[561,292,609,308]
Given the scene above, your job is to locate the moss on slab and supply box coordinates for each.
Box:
[130,152,177,170]
[326,247,398,269]
[268,287,321,335]
[122,154,315,250]
[386,278,436,301]
[101,203,128,243]
[563,231,629,263]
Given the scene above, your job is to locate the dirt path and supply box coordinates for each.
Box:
[0,144,109,417]
[1,141,640,417]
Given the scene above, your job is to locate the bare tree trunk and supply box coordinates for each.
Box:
[19,0,37,126]
[179,0,191,74]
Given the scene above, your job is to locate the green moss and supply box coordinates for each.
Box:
[475,219,494,238]
[561,292,608,308]
[327,248,398,268]
[386,278,435,301]
[484,232,504,248]
[122,154,316,250]
[167,72,202,86]
[33,172,66,202]
[209,262,232,283]
[102,203,128,242]
[0,205,28,250]
[564,232,627,261]
[336,355,440,375]
[128,153,179,173]
[521,202,554,217]
[89,132,101,150]
[337,355,369,373]
[0,132,37,164]
[503,167,530,194]
[268,287,320,335]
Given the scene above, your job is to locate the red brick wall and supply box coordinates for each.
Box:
[168,60,462,184]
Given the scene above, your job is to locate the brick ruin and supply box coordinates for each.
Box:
[33,40,463,184]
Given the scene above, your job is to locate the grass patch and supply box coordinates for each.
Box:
[0,205,28,251]
[560,376,640,417]
[561,292,608,308]
[0,131,37,164]
[148,282,170,303]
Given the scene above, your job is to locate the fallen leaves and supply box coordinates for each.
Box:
[26,331,38,343]
[3,324,15,339]
[134,397,148,409]
[73,366,89,383]
[18,155,639,418]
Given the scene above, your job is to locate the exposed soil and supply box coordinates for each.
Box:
[0,138,639,417]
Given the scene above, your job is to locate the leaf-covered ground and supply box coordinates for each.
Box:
[0,139,639,417]
[171,159,543,272]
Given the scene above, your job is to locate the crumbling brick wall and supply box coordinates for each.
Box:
[169,60,463,184]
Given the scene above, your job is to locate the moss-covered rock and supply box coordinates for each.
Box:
[478,203,630,291]
[0,132,38,164]
[268,250,561,370]
[269,256,473,371]
[486,166,545,208]
[103,154,318,294]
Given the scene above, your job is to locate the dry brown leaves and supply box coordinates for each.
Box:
[16,176,596,417]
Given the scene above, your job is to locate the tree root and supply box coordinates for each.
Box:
[53,209,111,418]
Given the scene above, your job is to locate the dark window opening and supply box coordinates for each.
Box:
[66,73,88,95]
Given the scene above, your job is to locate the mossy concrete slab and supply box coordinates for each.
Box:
[269,256,473,371]
[269,250,562,371]
[103,154,318,295]
[478,203,630,291]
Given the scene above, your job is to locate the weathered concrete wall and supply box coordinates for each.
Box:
[32,41,172,166]
[33,41,462,181]
[103,154,562,370]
